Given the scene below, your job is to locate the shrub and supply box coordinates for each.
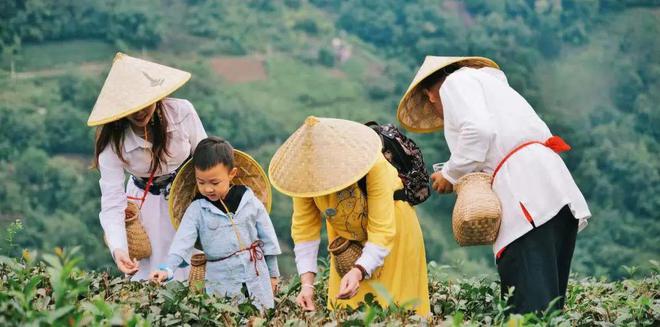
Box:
[0,248,658,326]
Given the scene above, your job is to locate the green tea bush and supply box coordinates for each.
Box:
[1,248,657,326]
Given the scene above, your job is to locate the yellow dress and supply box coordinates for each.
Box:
[291,155,430,316]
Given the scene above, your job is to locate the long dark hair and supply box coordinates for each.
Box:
[93,101,171,174]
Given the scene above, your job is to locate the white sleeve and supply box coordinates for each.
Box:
[166,201,202,266]
[441,156,483,185]
[293,239,320,275]
[439,70,495,184]
[355,242,389,278]
[98,146,128,256]
[182,101,207,153]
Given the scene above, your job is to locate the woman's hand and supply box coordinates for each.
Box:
[149,270,168,284]
[296,272,316,311]
[431,171,453,194]
[270,277,280,294]
[337,267,363,300]
[113,249,139,275]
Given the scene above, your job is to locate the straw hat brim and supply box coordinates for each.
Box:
[268,116,382,198]
[168,150,272,230]
[397,56,499,133]
[87,52,191,126]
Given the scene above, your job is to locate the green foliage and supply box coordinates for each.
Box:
[0,0,657,283]
[2,40,115,72]
[0,250,658,326]
[535,7,660,278]
[47,73,101,154]
[0,0,162,57]
[0,105,46,161]
[293,17,320,35]
[0,220,23,255]
[318,47,335,67]
[104,1,163,49]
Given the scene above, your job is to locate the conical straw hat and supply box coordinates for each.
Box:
[169,150,272,230]
[397,56,499,133]
[268,116,382,198]
[87,52,192,126]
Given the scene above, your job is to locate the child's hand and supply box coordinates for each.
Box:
[149,270,168,284]
[270,277,279,294]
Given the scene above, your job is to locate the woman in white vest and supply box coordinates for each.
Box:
[89,53,207,280]
[398,56,591,313]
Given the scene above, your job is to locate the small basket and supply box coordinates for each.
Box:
[189,253,207,292]
[328,237,363,277]
[125,202,152,260]
[452,173,502,246]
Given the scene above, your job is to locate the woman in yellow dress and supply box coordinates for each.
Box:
[268,116,430,316]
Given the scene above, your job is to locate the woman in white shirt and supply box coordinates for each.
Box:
[88,53,207,280]
[397,56,591,313]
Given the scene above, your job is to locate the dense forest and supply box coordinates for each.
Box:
[0,0,658,283]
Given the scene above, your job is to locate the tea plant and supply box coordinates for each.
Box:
[0,248,658,326]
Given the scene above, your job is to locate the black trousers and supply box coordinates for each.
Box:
[496,205,578,314]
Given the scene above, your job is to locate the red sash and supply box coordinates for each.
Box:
[494,136,571,259]
[127,170,155,209]
[492,136,571,185]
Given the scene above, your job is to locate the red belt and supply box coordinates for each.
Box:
[207,240,265,276]
[492,136,571,184]
[493,135,571,259]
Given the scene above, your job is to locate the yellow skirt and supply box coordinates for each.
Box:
[326,201,431,316]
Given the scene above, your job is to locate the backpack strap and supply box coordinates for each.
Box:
[393,190,406,201]
[357,175,406,201]
[358,121,379,197]
[357,176,368,197]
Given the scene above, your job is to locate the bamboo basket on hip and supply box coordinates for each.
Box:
[433,162,502,246]
[102,180,154,262]
[168,150,273,291]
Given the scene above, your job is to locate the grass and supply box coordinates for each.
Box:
[2,40,117,72]
[217,54,392,131]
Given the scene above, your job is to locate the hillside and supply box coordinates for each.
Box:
[0,0,658,281]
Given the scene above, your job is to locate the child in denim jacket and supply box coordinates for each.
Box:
[150,137,281,310]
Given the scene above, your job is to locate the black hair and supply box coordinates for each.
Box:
[419,63,463,90]
[192,136,235,170]
[419,59,494,91]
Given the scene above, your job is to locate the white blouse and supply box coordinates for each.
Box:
[98,98,207,255]
[439,67,591,255]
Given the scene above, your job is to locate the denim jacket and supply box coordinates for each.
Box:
[163,187,281,309]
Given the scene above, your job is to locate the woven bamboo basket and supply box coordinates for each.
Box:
[189,253,207,292]
[328,237,363,277]
[452,173,502,246]
[125,202,152,260]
